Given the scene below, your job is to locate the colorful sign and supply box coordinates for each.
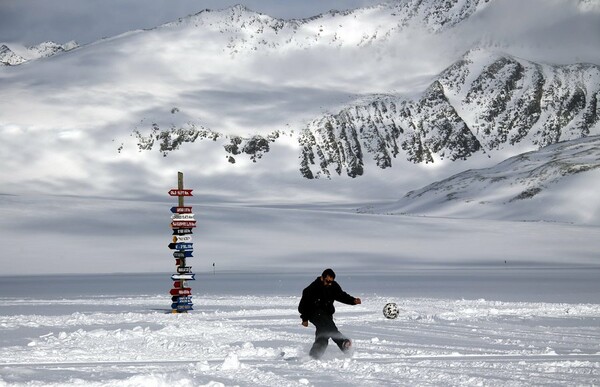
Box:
[171,213,195,220]
[177,266,193,274]
[172,228,193,236]
[168,242,193,250]
[170,206,193,214]
[168,189,193,196]
[172,303,193,311]
[173,251,193,259]
[171,220,197,228]
[172,296,192,304]
[172,235,193,243]
[170,288,192,296]
[171,273,195,280]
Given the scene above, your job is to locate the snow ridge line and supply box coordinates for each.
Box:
[2,353,599,367]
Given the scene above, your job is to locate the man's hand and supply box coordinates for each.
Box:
[354,298,362,305]
[302,320,309,327]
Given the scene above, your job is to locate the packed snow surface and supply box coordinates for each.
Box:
[1,271,599,386]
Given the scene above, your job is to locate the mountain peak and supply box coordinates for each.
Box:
[0,44,26,66]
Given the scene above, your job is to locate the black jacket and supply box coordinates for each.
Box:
[298,277,356,321]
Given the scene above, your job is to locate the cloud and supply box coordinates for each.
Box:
[455,0,600,64]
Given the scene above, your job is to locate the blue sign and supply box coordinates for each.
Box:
[172,300,193,308]
[172,295,193,303]
[173,251,193,258]
[168,243,193,250]
[173,303,193,311]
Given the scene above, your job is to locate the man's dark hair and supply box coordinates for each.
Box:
[322,268,336,279]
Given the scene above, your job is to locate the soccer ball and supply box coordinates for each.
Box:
[383,302,399,319]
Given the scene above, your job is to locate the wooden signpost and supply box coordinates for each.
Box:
[168,172,195,313]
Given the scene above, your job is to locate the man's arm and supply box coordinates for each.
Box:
[334,283,362,305]
[298,287,313,323]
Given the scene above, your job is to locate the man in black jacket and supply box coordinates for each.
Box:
[298,268,362,359]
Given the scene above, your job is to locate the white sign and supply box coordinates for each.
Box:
[172,235,193,243]
[171,213,195,220]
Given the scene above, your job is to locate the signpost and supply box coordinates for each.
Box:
[171,213,195,220]
[172,228,193,236]
[170,287,192,296]
[172,235,193,243]
[171,273,195,280]
[171,220,197,228]
[168,172,196,313]
[168,189,193,196]
[168,242,193,250]
[173,251,193,258]
[170,206,193,214]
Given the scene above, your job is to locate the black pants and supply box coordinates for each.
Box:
[308,313,349,359]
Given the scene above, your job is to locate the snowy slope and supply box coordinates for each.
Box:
[359,135,600,225]
[0,272,599,386]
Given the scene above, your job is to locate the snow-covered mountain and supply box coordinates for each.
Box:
[122,2,600,177]
[359,135,600,225]
[298,49,600,178]
[1,0,598,216]
[0,41,78,65]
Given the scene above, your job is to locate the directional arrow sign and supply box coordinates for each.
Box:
[172,298,193,306]
[174,304,193,311]
[173,281,189,288]
[172,235,193,243]
[171,301,193,309]
[170,288,191,296]
[171,220,196,228]
[171,295,192,303]
[168,189,193,196]
[177,266,193,274]
[172,228,193,236]
[171,273,195,281]
[173,251,193,259]
[170,206,193,214]
[168,243,193,250]
[171,213,195,220]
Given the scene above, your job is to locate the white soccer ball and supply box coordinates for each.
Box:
[383,302,399,319]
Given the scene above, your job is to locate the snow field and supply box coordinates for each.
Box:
[1,294,599,386]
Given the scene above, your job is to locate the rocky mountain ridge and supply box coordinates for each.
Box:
[134,48,600,179]
[299,49,600,178]
[165,0,493,54]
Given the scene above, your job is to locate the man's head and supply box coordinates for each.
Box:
[321,268,336,286]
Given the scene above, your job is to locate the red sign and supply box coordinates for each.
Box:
[173,281,188,288]
[171,220,196,228]
[170,288,192,296]
[169,189,193,196]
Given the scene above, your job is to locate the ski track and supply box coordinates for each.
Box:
[0,295,599,386]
